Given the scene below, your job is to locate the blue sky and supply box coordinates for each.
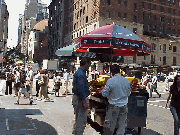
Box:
[5,0,50,48]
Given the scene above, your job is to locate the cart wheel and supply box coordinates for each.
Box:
[138,127,141,134]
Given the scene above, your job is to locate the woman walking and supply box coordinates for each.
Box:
[53,72,61,97]
[165,75,180,135]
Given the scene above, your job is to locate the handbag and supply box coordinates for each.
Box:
[38,78,44,86]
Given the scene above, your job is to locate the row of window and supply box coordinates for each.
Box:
[74,7,86,20]
[151,55,177,65]
[146,3,179,15]
[152,43,177,52]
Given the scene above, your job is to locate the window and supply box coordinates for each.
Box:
[173,57,176,65]
[160,57,161,61]
[160,45,161,50]
[173,9,176,15]
[134,3,137,12]
[94,24,96,30]
[118,12,121,18]
[133,16,137,22]
[124,1,127,7]
[148,14,151,20]
[86,16,88,23]
[148,3,151,11]
[163,56,166,65]
[160,6,164,12]
[173,19,176,25]
[118,0,121,4]
[107,0,110,5]
[153,5,156,10]
[144,56,146,60]
[168,18,171,24]
[173,46,177,52]
[153,15,156,20]
[151,55,155,64]
[142,2,145,8]
[168,0,171,5]
[163,44,166,53]
[124,13,127,18]
[133,28,137,34]
[169,43,172,50]
[168,8,171,14]
[152,43,156,50]
[106,11,110,18]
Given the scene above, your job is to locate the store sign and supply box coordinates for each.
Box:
[81,39,151,52]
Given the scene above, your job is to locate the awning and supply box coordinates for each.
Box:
[55,45,74,57]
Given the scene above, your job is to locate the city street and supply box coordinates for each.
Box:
[0,78,175,134]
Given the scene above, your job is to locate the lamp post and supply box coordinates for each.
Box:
[2,19,6,68]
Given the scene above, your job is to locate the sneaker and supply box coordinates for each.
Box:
[30,101,33,105]
[14,101,19,105]
[159,94,161,98]
[37,98,42,101]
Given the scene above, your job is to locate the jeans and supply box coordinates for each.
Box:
[103,104,128,135]
[72,95,88,135]
[170,105,180,135]
[150,83,160,97]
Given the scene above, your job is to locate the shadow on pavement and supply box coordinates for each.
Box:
[0,108,58,134]
[87,117,162,135]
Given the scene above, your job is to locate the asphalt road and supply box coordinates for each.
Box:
[0,78,175,134]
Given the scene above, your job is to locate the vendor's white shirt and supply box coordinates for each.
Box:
[102,74,131,107]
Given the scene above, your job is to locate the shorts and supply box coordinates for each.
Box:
[19,87,27,94]
[14,82,21,88]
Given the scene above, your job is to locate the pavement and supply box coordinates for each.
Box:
[0,77,100,135]
[0,77,175,135]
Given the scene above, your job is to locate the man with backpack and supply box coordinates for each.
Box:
[5,71,13,95]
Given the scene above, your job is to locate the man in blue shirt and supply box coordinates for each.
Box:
[72,57,91,135]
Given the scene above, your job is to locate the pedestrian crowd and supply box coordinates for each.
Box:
[2,65,73,105]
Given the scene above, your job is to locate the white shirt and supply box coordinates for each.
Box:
[152,75,157,84]
[102,74,131,107]
[64,72,69,81]
[16,71,20,82]
[141,75,147,84]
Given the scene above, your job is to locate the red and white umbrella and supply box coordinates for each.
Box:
[74,24,151,56]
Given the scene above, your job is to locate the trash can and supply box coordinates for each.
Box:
[127,96,147,133]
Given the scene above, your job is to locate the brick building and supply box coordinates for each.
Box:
[49,0,180,66]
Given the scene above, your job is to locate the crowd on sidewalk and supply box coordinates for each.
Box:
[2,65,73,105]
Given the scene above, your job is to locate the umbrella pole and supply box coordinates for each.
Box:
[110,54,113,77]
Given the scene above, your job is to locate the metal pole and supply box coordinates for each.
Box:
[2,21,5,68]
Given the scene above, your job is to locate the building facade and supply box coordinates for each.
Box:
[0,0,9,63]
[21,0,48,58]
[48,0,69,59]
[48,0,180,66]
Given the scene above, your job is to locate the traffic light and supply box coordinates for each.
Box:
[169,43,172,50]
[41,42,43,48]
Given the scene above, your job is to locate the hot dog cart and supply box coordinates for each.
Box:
[88,78,149,134]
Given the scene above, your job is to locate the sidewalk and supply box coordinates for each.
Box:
[0,78,100,134]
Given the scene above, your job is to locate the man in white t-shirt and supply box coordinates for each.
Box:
[150,72,161,98]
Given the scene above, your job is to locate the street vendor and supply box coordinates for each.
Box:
[101,65,131,135]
